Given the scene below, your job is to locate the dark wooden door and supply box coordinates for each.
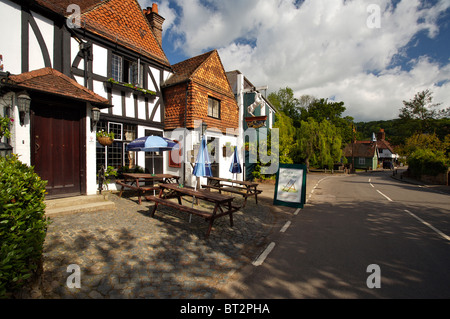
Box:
[32,103,83,197]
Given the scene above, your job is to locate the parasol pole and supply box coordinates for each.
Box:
[152,152,156,195]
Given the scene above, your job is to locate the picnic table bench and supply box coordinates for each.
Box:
[146,183,240,238]
[116,173,180,204]
[202,177,262,208]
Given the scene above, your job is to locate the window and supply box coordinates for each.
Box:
[359,158,366,165]
[108,122,123,141]
[208,97,220,119]
[96,121,137,170]
[111,54,144,87]
[111,54,122,82]
[128,61,144,88]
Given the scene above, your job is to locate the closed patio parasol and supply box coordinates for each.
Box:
[190,135,212,222]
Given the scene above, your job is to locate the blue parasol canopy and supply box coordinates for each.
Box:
[229,146,242,174]
[126,136,179,153]
[193,136,212,178]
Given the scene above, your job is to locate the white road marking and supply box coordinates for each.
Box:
[377,190,393,202]
[370,183,374,188]
[253,242,276,267]
[404,210,450,242]
[280,221,291,233]
[294,208,301,216]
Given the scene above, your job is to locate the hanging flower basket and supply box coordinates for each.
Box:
[96,131,115,147]
[97,136,114,146]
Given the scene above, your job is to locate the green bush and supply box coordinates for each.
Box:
[407,148,449,177]
[0,155,50,298]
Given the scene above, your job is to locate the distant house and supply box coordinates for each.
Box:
[343,142,378,170]
[375,129,399,165]
[162,50,240,186]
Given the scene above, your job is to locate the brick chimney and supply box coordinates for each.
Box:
[377,129,386,141]
[144,3,165,46]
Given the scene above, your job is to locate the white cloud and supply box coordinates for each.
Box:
[149,0,450,121]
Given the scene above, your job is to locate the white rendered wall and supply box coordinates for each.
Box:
[137,96,146,120]
[0,0,22,74]
[92,44,107,77]
[28,11,54,71]
[85,104,98,195]
[71,38,82,69]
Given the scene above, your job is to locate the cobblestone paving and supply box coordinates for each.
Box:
[38,184,288,299]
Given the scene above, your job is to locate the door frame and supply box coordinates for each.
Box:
[144,129,164,175]
[30,93,87,198]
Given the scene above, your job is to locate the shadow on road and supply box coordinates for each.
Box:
[218,177,450,299]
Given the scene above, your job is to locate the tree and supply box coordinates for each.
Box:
[295,118,319,169]
[268,88,302,126]
[295,118,342,169]
[399,89,449,133]
[300,98,346,122]
[402,132,443,157]
[299,98,354,145]
[273,112,295,164]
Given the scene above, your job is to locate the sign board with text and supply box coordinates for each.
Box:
[273,164,307,208]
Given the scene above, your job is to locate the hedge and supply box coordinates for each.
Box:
[407,148,449,177]
[0,155,50,298]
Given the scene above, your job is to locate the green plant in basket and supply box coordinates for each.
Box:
[96,130,115,140]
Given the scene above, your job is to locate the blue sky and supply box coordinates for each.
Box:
[140,0,450,122]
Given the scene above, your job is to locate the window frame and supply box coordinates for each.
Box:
[111,54,123,82]
[111,53,144,88]
[97,121,138,170]
[208,96,221,119]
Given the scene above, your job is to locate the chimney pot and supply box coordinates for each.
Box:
[144,3,165,46]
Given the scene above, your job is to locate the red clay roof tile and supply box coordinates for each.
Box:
[80,0,170,67]
[35,0,170,67]
[8,67,111,107]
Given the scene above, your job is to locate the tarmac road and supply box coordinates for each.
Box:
[218,171,450,299]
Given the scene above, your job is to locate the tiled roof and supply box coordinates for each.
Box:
[8,67,111,107]
[343,142,377,158]
[35,0,101,15]
[35,0,170,67]
[163,51,215,87]
[81,0,170,67]
[355,139,396,154]
[376,139,396,154]
[163,50,235,99]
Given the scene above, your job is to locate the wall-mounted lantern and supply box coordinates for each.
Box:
[91,107,101,131]
[16,92,31,126]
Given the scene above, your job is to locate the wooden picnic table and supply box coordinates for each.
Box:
[146,183,240,238]
[116,173,180,204]
[201,176,262,208]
